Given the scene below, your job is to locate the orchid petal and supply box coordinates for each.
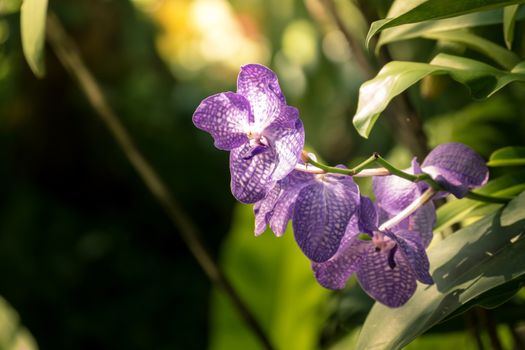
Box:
[312,238,368,289]
[385,230,433,285]
[358,195,378,234]
[293,177,360,262]
[230,143,276,204]
[356,246,417,308]
[407,202,436,247]
[237,64,284,127]
[254,182,282,236]
[422,142,489,198]
[264,106,305,181]
[192,92,250,150]
[373,158,423,216]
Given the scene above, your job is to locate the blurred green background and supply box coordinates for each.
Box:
[1,0,525,349]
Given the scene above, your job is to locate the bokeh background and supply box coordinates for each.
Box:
[1,0,525,349]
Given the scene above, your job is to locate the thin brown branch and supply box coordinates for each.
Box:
[317,0,430,159]
[45,12,274,350]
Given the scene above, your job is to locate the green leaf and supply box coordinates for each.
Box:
[20,0,48,78]
[422,30,520,69]
[378,7,525,50]
[209,204,329,350]
[353,62,442,138]
[435,170,525,231]
[367,0,525,46]
[353,54,525,138]
[503,5,520,49]
[487,146,525,166]
[440,275,525,324]
[356,191,525,350]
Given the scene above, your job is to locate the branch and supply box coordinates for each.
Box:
[45,12,274,350]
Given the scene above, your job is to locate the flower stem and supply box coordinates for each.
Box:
[379,188,436,231]
[304,152,513,204]
[303,153,386,176]
[372,154,437,187]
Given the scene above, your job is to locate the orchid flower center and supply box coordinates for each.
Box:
[372,231,398,269]
[372,231,395,252]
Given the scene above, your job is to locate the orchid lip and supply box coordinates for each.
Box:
[372,231,396,252]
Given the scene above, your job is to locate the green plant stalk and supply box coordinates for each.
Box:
[304,153,512,204]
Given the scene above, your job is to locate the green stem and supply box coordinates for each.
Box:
[305,152,513,204]
[373,154,435,185]
[306,154,378,175]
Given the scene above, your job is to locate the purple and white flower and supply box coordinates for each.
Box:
[421,142,489,198]
[312,193,435,308]
[255,168,360,263]
[193,64,305,203]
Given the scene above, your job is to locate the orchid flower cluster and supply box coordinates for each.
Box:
[192,64,489,307]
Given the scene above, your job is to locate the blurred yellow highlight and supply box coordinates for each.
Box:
[133,0,268,78]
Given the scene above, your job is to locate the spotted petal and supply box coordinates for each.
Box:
[262,171,313,235]
[358,195,378,234]
[407,202,435,247]
[312,236,368,289]
[264,106,305,181]
[422,142,489,198]
[237,64,284,127]
[254,182,282,236]
[293,176,360,263]
[356,247,417,308]
[384,230,433,285]
[230,143,276,204]
[373,158,423,216]
[192,92,250,150]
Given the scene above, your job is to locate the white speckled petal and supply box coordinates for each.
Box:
[293,177,360,263]
[230,143,277,204]
[357,247,417,308]
[266,171,314,236]
[373,158,422,216]
[407,202,436,247]
[312,235,368,289]
[385,230,433,285]
[253,182,282,236]
[264,106,305,181]
[422,142,489,198]
[237,64,284,127]
[358,195,378,234]
[192,92,250,150]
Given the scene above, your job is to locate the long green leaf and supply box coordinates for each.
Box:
[435,184,525,231]
[367,0,525,46]
[378,7,525,50]
[353,54,525,138]
[422,30,520,69]
[20,0,48,78]
[356,190,525,350]
[488,146,525,166]
[209,204,329,350]
[504,5,520,48]
[435,170,525,231]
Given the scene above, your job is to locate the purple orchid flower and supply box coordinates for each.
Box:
[193,64,305,203]
[421,142,489,198]
[254,168,360,263]
[312,183,435,307]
